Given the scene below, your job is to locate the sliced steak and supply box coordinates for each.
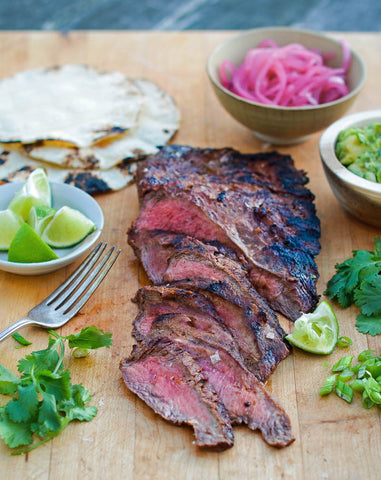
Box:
[129,228,282,333]
[133,283,289,382]
[120,340,234,450]
[128,327,294,448]
[131,145,320,319]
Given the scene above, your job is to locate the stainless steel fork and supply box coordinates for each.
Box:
[0,242,120,343]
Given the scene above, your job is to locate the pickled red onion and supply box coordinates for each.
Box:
[219,40,351,107]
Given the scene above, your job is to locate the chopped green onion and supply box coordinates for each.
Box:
[319,374,338,396]
[336,336,353,348]
[11,332,32,347]
[366,361,381,379]
[338,368,354,382]
[364,376,381,393]
[72,347,91,358]
[357,365,370,379]
[349,378,365,392]
[335,379,353,403]
[362,391,375,409]
[358,350,375,362]
[332,355,353,372]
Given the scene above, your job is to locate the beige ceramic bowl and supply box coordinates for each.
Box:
[207,27,366,145]
[319,110,381,227]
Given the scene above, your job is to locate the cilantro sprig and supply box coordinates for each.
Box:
[0,326,112,454]
[325,237,381,335]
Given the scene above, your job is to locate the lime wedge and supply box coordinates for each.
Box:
[0,209,24,250]
[286,301,339,355]
[8,223,58,263]
[8,168,52,220]
[27,205,56,236]
[41,206,95,248]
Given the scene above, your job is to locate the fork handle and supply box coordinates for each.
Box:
[0,318,35,343]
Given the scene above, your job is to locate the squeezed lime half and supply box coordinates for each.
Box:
[286,301,339,355]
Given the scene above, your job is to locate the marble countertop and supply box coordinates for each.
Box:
[1,0,380,31]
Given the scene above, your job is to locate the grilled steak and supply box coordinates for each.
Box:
[122,145,319,449]
[122,327,294,448]
[133,284,289,381]
[130,229,284,333]
[120,340,234,450]
[131,145,320,319]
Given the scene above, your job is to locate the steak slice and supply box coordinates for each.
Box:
[131,145,320,320]
[133,282,289,382]
[130,325,294,448]
[129,228,283,333]
[120,339,234,450]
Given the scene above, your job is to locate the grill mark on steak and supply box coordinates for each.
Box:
[120,340,234,450]
[126,327,294,448]
[132,145,320,319]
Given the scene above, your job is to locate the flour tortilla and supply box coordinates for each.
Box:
[0,147,136,194]
[20,78,180,170]
[0,64,143,147]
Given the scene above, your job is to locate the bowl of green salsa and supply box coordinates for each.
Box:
[319,110,381,227]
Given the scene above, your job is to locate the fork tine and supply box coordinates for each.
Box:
[45,242,107,306]
[58,246,121,318]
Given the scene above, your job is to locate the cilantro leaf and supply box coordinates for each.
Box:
[64,326,112,350]
[61,384,97,421]
[0,409,34,448]
[36,392,62,437]
[5,384,39,423]
[325,250,380,307]
[0,364,20,395]
[0,325,110,454]
[354,275,381,317]
[37,370,72,403]
[356,313,381,336]
[18,346,60,375]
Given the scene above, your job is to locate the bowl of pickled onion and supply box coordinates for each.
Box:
[207,27,366,145]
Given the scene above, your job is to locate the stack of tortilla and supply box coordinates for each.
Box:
[0,65,180,193]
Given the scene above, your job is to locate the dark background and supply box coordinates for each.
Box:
[0,0,380,31]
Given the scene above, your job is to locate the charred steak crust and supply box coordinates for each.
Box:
[131,145,320,320]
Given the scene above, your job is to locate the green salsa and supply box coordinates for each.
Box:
[335,123,381,183]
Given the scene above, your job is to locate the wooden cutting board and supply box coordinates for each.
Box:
[0,31,380,480]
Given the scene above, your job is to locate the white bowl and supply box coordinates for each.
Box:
[319,110,381,226]
[0,182,104,275]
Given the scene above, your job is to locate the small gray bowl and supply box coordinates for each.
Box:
[207,27,366,145]
[319,110,381,227]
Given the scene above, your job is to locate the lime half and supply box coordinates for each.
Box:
[8,223,58,263]
[27,205,56,236]
[41,206,95,248]
[0,209,24,250]
[286,301,339,355]
[8,168,52,220]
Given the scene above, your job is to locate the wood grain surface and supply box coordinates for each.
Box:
[0,31,380,480]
